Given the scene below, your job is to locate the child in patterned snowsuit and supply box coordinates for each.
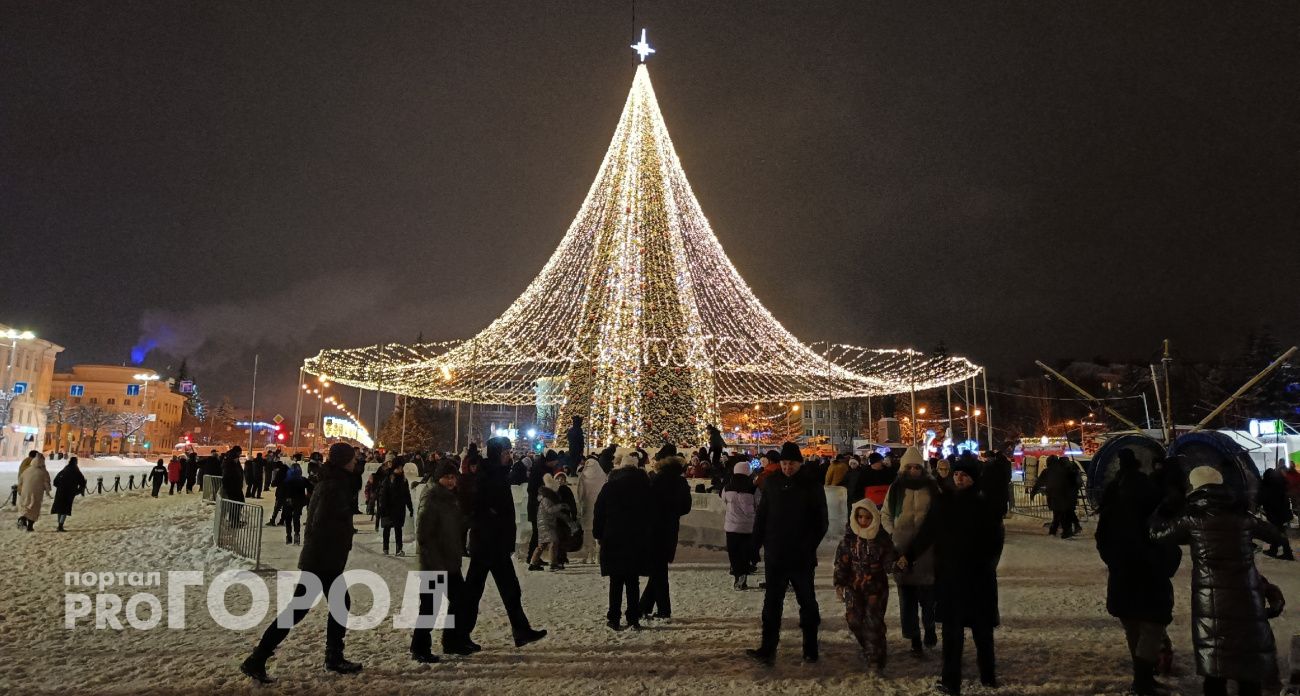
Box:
[833,498,898,673]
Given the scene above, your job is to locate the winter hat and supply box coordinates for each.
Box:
[327,442,355,466]
[543,473,559,491]
[899,446,925,468]
[433,461,458,480]
[780,442,803,462]
[764,449,782,464]
[553,470,568,483]
[1188,466,1224,491]
[950,457,981,482]
[619,451,642,469]
[733,460,752,476]
[384,452,396,463]
[849,498,882,540]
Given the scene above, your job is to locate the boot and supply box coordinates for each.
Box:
[924,625,938,648]
[513,627,547,648]
[527,563,544,571]
[738,575,748,590]
[1130,658,1158,695]
[910,636,924,657]
[802,628,819,664]
[294,534,301,545]
[240,652,275,684]
[324,647,362,674]
[410,649,440,664]
[732,575,742,591]
[746,647,775,667]
[395,549,406,557]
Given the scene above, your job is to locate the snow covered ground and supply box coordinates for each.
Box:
[3,487,1300,695]
[0,456,158,494]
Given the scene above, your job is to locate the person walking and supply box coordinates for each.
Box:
[277,464,311,545]
[905,458,1001,694]
[834,498,898,674]
[149,458,167,497]
[1150,463,1286,696]
[639,451,691,621]
[848,452,897,511]
[240,442,364,683]
[411,461,468,661]
[824,454,850,488]
[594,450,653,631]
[380,465,414,556]
[529,474,562,571]
[723,460,760,590]
[221,447,246,502]
[183,450,199,493]
[1259,465,1295,560]
[50,456,87,532]
[881,446,940,656]
[746,442,829,666]
[1095,449,1181,695]
[167,456,182,495]
[16,453,51,532]
[460,436,547,651]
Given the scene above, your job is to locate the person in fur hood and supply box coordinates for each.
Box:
[881,446,941,655]
[834,498,898,674]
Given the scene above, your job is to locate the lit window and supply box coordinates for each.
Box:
[69,385,84,397]
[12,381,27,395]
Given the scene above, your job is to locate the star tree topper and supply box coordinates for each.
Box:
[630,28,655,62]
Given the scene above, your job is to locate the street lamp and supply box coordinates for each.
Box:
[133,372,160,456]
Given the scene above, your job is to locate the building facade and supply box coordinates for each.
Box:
[48,365,186,456]
[0,323,65,460]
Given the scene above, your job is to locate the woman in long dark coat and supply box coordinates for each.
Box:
[1151,465,1285,696]
[1258,467,1294,560]
[50,456,87,532]
[639,454,692,620]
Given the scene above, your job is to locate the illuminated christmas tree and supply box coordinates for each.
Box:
[306,33,982,447]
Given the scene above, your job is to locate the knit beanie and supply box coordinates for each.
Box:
[733,460,751,476]
[780,442,802,462]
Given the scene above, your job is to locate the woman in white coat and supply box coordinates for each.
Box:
[17,453,52,532]
[576,455,608,563]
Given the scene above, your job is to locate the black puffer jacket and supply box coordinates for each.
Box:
[1033,458,1080,514]
[647,457,692,565]
[220,455,245,501]
[468,458,517,559]
[753,469,829,571]
[298,464,355,578]
[1150,484,1284,682]
[908,486,1001,628]
[593,466,652,577]
[1095,467,1180,623]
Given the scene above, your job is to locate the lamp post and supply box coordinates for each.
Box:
[133,372,160,457]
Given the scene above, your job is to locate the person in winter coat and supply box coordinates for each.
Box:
[276,465,312,545]
[411,462,468,661]
[183,451,199,492]
[834,498,898,674]
[723,460,760,589]
[167,456,183,494]
[1096,449,1181,695]
[881,447,940,655]
[980,451,1013,519]
[1258,466,1294,560]
[824,454,849,488]
[594,451,653,630]
[461,436,547,651]
[509,455,530,486]
[848,452,897,511]
[905,458,1001,694]
[577,455,608,563]
[1150,464,1286,696]
[529,476,562,571]
[150,458,168,497]
[242,442,364,683]
[566,415,585,469]
[50,456,87,531]
[16,453,51,532]
[1032,456,1081,538]
[753,449,782,489]
[552,471,578,567]
[199,450,221,489]
[221,448,246,501]
[747,442,830,666]
[527,452,555,561]
[1284,461,1300,519]
[16,450,38,491]
[640,453,692,620]
[380,466,414,556]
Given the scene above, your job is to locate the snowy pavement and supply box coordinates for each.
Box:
[3,489,1300,695]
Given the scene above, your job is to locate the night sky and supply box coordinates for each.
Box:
[3,1,1297,417]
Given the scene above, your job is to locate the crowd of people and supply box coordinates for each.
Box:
[10,412,1293,696]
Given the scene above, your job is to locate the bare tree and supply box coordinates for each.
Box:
[114,412,149,456]
[71,405,113,457]
[46,398,68,453]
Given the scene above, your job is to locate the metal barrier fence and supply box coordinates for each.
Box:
[201,476,222,504]
[213,498,264,569]
[1009,480,1094,521]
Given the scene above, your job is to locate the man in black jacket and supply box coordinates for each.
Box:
[566,416,585,470]
[747,441,829,666]
[459,436,547,653]
[241,442,363,683]
[220,447,245,502]
[639,453,692,621]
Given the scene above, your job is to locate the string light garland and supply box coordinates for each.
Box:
[304,63,982,446]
